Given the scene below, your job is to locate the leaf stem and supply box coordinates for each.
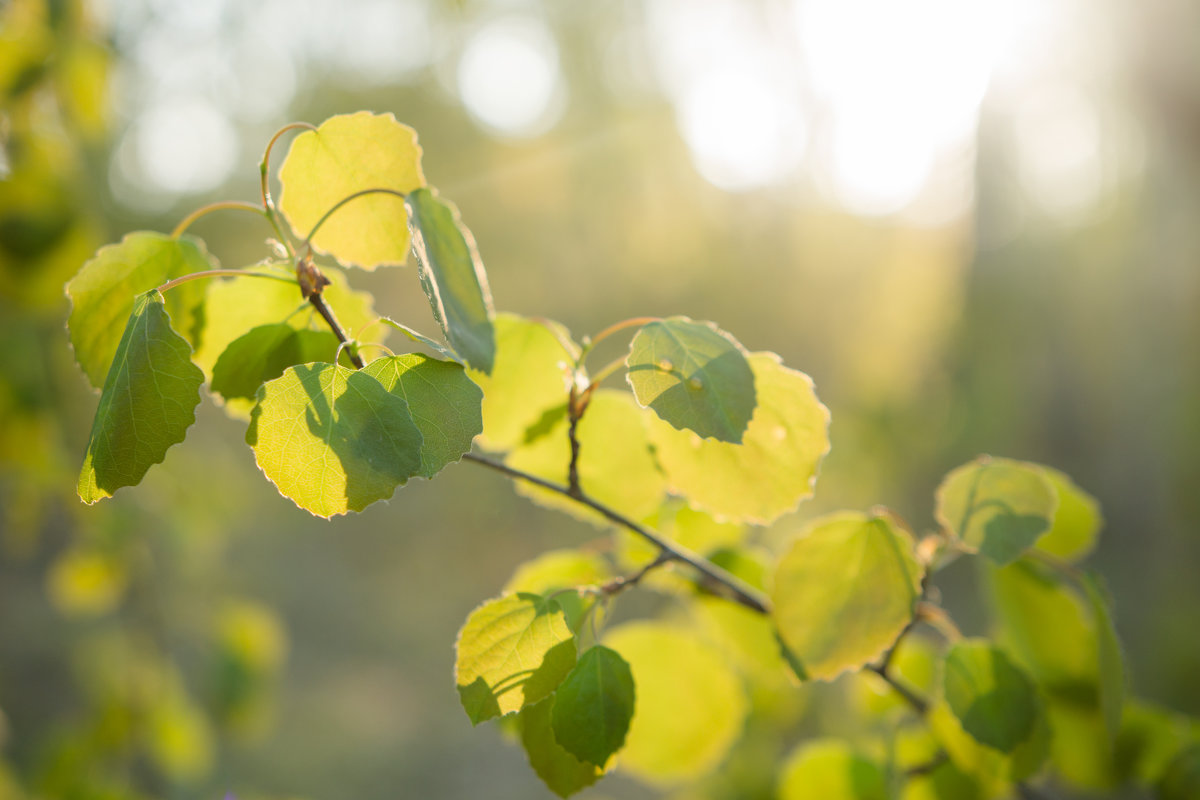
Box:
[600,552,673,596]
[304,187,409,246]
[461,452,771,615]
[585,354,628,391]
[260,121,316,209]
[865,663,929,715]
[171,202,267,238]
[155,269,297,294]
[588,316,660,350]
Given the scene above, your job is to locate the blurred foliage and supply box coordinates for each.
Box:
[2,0,1199,797]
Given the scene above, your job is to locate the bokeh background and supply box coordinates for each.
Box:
[1,0,1198,797]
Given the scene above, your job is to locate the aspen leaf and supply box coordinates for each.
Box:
[551,645,635,767]
[78,290,205,503]
[778,740,889,800]
[210,324,339,401]
[1036,467,1103,562]
[627,317,755,443]
[943,639,1041,753]
[518,699,601,798]
[454,593,576,724]
[278,111,426,269]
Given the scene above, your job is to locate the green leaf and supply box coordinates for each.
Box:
[454,593,576,725]
[1082,573,1125,743]
[604,621,747,784]
[193,265,378,376]
[278,111,426,269]
[1035,467,1103,562]
[210,323,339,401]
[935,456,1058,565]
[245,363,423,518]
[778,740,889,800]
[518,699,601,798]
[506,389,666,526]
[895,727,985,800]
[550,645,635,768]
[927,697,1050,787]
[361,353,482,479]
[943,639,1041,753]
[78,290,204,503]
[646,352,829,524]
[68,232,212,388]
[406,188,496,373]
[468,313,575,452]
[771,511,923,681]
[504,549,612,632]
[1115,702,1197,786]
[626,317,755,443]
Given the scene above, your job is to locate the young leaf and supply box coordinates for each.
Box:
[1083,573,1126,743]
[505,389,666,526]
[245,363,423,518]
[361,354,483,479]
[468,313,576,452]
[645,352,830,524]
[406,187,496,373]
[778,740,889,800]
[626,317,755,443]
[68,232,212,387]
[504,549,612,632]
[604,621,747,784]
[278,111,426,269]
[454,593,576,725]
[210,324,339,401]
[771,511,922,681]
[943,639,1042,753]
[78,290,204,503]
[551,645,635,768]
[935,456,1058,565]
[518,699,601,798]
[1035,467,1103,562]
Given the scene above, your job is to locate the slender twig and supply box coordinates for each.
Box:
[461,452,771,615]
[309,293,364,369]
[304,188,409,246]
[600,552,674,596]
[565,384,593,498]
[905,750,949,777]
[155,269,296,295]
[865,664,928,715]
[171,201,266,238]
[916,601,964,643]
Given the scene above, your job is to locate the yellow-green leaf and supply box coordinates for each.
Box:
[778,740,888,800]
[627,317,755,443]
[604,621,747,785]
[454,593,576,725]
[362,353,483,479]
[506,389,666,526]
[468,313,575,452]
[646,352,829,524]
[68,232,212,388]
[928,697,1050,788]
[278,111,426,269]
[1035,467,1103,562]
[78,290,205,503]
[935,456,1058,565]
[771,511,922,681]
[245,363,424,518]
[407,187,495,373]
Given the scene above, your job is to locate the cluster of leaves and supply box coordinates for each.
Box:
[66,112,1200,799]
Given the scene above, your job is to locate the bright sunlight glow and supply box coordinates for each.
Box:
[457,17,564,138]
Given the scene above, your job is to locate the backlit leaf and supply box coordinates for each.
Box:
[245,363,423,518]
[210,323,339,401]
[928,698,1050,788]
[504,549,612,632]
[406,187,495,373]
[626,317,755,443]
[1035,467,1103,562]
[646,352,829,524]
[778,740,888,800]
[935,456,1058,565]
[68,232,211,387]
[362,353,483,478]
[604,621,747,784]
[518,699,601,798]
[551,645,635,767]
[78,290,205,503]
[506,389,666,526]
[454,593,576,725]
[771,511,922,681]
[278,111,426,269]
[943,639,1041,753]
[1083,573,1125,743]
[468,313,575,452]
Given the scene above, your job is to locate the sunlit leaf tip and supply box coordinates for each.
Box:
[626,317,756,444]
[78,289,205,503]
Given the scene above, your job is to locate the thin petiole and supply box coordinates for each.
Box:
[586,354,628,391]
[260,121,317,209]
[171,202,267,239]
[588,316,659,350]
[304,188,409,245]
[156,269,296,295]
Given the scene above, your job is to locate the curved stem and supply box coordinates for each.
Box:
[171,202,266,238]
[586,354,628,391]
[260,121,316,208]
[156,269,296,295]
[588,316,660,350]
[461,452,770,615]
[304,188,409,246]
